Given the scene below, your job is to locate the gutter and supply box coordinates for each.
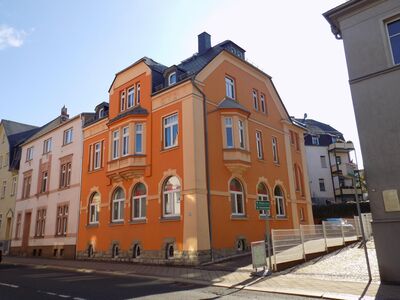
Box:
[191,77,214,263]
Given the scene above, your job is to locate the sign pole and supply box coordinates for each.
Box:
[266,210,272,271]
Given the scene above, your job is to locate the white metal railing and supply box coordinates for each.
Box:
[271,213,372,270]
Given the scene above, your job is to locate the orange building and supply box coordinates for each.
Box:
[77,32,313,264]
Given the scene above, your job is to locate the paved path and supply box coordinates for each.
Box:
[2,244,400,300]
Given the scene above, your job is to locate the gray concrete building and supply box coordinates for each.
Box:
[324,0,400,284]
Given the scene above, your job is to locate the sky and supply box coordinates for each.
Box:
[0,0,363,167]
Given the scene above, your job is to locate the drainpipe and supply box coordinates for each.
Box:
[191,77,214,262]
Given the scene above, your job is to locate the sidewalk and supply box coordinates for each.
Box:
[2,254,399,300]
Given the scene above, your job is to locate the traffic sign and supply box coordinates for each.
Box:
[256,200,270,210]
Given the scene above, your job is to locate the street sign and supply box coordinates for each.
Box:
[256,200,270,210]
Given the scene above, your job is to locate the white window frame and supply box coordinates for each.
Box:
[43,138,52,154]
[132,184,146,220]
[168,72,177,85]
[260,93,266,113]
[112,189,125,222]
[112,130,120,160]
[312,136,319,145]
[272,137,279,163]
[224,117,234,148]
[89,193,100,224]
[256,130,263,159]
[387,18,400,65]
[127,86,135,108]
[230,183,245,216]
[41,171,48,193]
[120,91,126,112]
[238,120,245,149]
[99,107,105,118]
[122,126,129,156]
[320,155,327,168]
[252,90,258,110]
[1,181,6,199]
[11,176,17,196]
[163,177,181,217]
[135,123,143,154]
[136,83,141,104]
[94,142,102,169]
[63,128,73,145]
[275,195,285,217]
[26,146,34,161]
[163,114,178,149]
[225,77,235,99]
[319,178,326,192]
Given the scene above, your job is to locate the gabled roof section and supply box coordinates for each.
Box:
[1,119,37,137]
[108,57,167,93]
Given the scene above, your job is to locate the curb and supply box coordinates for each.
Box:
[3,260,373,300]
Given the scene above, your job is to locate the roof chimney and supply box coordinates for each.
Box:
[198,32,211,54]
[61,105,69,122]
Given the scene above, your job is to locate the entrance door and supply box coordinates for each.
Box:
[22,212,31,253]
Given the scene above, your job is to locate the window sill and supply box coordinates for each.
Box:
[130,218,147,224]
[230,215,247,220]
[88,168,104,174]
[58,186,71,191]
[259,215,272,220]
[33,236,45,239]
[275,216,288,220]
[55,234,67,238]
[109,221,124,226]
[160,216,181,222]
[87,223,99,228]
[273,162,280,167]
[160,145,179,153]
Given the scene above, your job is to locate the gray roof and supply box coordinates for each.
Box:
[294,118,343,136]
[23,116,66,145]
[218,98,250,113]
[0,119,39,171]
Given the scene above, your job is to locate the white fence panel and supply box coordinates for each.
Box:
[301,225,326,254]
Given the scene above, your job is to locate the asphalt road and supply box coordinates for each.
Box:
[0,263,313,300]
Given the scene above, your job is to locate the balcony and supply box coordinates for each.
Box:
[335,187,362,196]
[223,148,251,175]
[328,141,354,152]
[331,162,357,177]
[107,155,147,181]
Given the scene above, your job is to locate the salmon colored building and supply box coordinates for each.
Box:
[77,33,313,264]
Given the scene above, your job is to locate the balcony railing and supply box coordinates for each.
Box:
[334,187,362,196]
[107,155,147,180]
[331,162,357,177]
[328,141,354,152]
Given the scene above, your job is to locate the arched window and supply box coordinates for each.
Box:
[274,186,285,217]
[89,192,100,224]
[230,179,245,215]
[257,183,270,217]
[168,72,177,86]
[112,188,125,222]
[132,183,146,220]
[163,176,181,217]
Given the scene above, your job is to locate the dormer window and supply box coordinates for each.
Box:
[98,108,105,118]
[168,72,177,86]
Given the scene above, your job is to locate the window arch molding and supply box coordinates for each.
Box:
[273,184,286,217]
[161,175,181,217]
[110,186,126,222]
[229,177,246,216]
[131,182,147,220]
[88,191,101,224]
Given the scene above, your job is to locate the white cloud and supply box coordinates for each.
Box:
[0,25,27,50]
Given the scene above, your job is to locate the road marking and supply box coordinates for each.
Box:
[58,294,71,298]
[57,275,102,282]
[25,272,70,278]
[0,282,19,288]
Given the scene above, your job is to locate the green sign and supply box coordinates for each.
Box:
[256,201,270,210]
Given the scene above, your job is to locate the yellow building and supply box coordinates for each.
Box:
[0,120,38,255]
